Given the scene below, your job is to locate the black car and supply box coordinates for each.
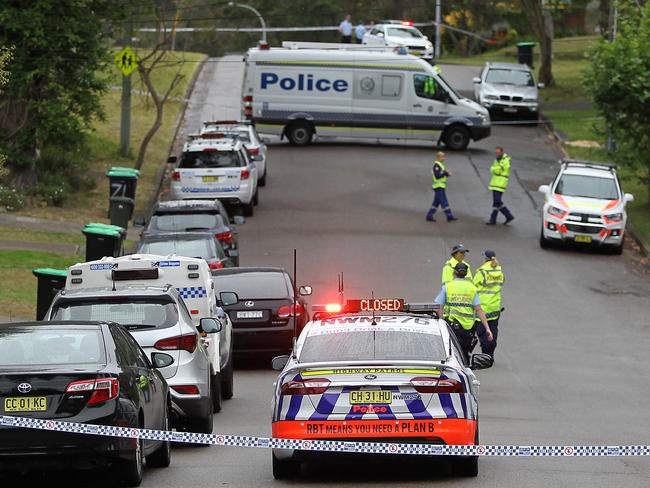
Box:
[0,321,172,486]
[137,232,237,270]
[211,268,311,355]
[137,199,243,262]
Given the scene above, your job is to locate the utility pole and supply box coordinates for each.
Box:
[434,0,442,59]
[119,19,133,157]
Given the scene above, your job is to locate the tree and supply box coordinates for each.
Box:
[0,46,11,178]
[519,0,554,86]
[584,2,650,200]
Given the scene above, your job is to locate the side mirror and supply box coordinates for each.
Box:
[377,32,384,37]
[261,137,269,144]
[219,291,239,306]
[167,156,177,164]
[226,249,239,259]
[624,193,634,203]
[538,184,550,194]
[470,353,494,370]
[299,285,312,296]
[472,77,481,84]
[200,317,222,334]
[537,82,545,89]
[133,216,146,227]
[151,352,174,368]
[233,215,245,225]
[271,355,290,371]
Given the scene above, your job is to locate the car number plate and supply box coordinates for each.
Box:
[237,311,263,319]
[349,390,392,404]
[503,107,517,113]
[202,176,219,183]
[575,235,592,243]
[4,396,47,412]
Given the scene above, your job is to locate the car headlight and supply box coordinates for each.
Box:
[604,212,623,223]
[476,112,489,124]
[485,95,499,100]
[548,206,567,218]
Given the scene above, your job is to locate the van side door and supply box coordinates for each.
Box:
[351,72,407,140]
[408,73,452,141]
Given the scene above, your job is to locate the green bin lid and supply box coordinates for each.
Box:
[84,223,126,234]
[82,226,122,238]
[32,268,67,277]
[106,167,140,179]
[516,41,536,47]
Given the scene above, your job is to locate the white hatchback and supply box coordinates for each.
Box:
[362,21,434,60]
[538,160,634,254]
[170,136,259,217]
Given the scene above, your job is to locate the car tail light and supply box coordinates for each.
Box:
[247,147,260,156]
[241,169,250,180]
[171,385,200,395]
[154,334,198,353]
[243,95,253,118]
[66,377,119,406]
[410,376,465,394]
[208,261,224,270]
[171,170,181,182]
[277,303,304,319]
[281,378,330,396]
[216,231,233,245]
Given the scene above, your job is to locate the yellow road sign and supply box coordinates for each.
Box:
[115,47,138,77]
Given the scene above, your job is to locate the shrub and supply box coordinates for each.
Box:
[0,185,26,211]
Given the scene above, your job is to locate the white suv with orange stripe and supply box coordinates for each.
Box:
[538,160,634,254]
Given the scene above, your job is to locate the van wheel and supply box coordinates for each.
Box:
[242,201,254,217]
[443,125,470,150]
[286,122,313,146]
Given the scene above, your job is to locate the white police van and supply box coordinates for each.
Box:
[242,42,490,149]
[61,254,235,402]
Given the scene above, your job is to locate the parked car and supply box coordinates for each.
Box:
[137,232,237,270]
[0,320,171,486]
[362,20,434,60]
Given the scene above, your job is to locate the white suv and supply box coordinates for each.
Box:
[362,21,433,60]
[538,160,634,254]
[170,136,259,216]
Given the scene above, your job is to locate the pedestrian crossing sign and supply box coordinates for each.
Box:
[115,47,138,77]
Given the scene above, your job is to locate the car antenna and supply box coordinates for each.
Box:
[371,290,377,326]
[111,269,116,292]
[292,248,298,340]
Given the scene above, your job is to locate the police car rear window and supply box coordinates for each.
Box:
[299,331,446,362]
[149,213,224,232]
[138,238,215,260]
[179,150,244,169]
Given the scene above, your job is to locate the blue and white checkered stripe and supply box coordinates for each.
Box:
[176,286,207,299]
[2,415,649,457]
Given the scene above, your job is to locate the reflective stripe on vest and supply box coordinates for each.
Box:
[432,160,447,189]
[445,279,477,330]
[488,154,511,192]
[474,263,504,318]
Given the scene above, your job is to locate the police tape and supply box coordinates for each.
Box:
[1,414,648,457]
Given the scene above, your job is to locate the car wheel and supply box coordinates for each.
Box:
[611,235,625,255]
[146,403,172,468]
[539,228,551,249]
[272,452,300,479]
[443,125,470,150]
[188,400,214,434]
[452,423,479,477]
[118,436,144,486]
[221,350,234,400]
[259,170,267,187]
[253,189,259,206]
[242,201,254,217]
[211,373,222,413]
[286,121,313,146]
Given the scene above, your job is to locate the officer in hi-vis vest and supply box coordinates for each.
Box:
[426,151,458,222]
[473,250,504,358]
[486,146,515,225]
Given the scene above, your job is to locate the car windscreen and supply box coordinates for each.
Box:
[299,330,446,362]
[138,238,213,260]
[150,212,224,232]
[213,272,288,299]
[485,68,534,87]
[52,299,179,330]
[555,174,619,200]
[386,27,423,39]
[179,150,243,169]
[0,326,106,367]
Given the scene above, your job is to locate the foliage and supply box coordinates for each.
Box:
[0,45,11,179]
[0,185,25,210]
[583,1,650,199]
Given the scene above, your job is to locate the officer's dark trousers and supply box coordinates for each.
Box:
[427,188,454,220]
[449,320,476,360]
[489,191,514,223]
[476,318,499,357]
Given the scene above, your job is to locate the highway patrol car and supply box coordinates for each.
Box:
[270,298,493,478]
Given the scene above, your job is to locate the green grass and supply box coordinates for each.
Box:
[0,226,85,246]
[0,250,82,320]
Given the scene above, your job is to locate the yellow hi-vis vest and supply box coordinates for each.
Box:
[441,257,473,284]
[445,279,478,330]
[473,262,504,320]
[489,154,511,192]
[432,160,447,189]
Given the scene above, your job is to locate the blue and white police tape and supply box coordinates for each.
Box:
[1,415,648,457]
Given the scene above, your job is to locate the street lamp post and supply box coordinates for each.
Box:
[228,2,267,42]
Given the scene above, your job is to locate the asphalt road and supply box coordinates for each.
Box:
[9,56,650,487]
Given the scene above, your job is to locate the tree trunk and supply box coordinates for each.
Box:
[134,67,163,171]
[520,0,554,86]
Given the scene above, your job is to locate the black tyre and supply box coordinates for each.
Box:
[188,401,214,434]
[539,228,550,249]
[259,171,267,187]
[211,373,222,413]
[611,235,625,255]
[272,453,300,479]
[286,122,313,146]
[118,437,144,487]
[221,351,234,400]
[452,422,479,477]
[253,189,259,206]
[242,201,254,217]
[146,403,172,468]
[443,125,470,150]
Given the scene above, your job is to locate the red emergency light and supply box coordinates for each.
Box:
[401,20,414,26]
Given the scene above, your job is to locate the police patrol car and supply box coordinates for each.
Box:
[169,133,259,217]
[58,254,235,409]
[270,298,493,478]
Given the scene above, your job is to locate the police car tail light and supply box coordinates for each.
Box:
[66,377,119,406]
[154,334,198,353]
[281,378,330,396]
[209,261,224,270]
[216,231,234,245]
[277,303,304,318]
[241,169,250,180]
[410,377,465,394]
[171,170,181,182]
[243,95,253,118]
[247,147,260,157]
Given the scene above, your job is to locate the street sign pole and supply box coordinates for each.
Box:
[119,21,133,157]
[435,0,442,59]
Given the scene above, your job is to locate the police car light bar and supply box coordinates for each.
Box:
[203,120,240,126]
[401,20,414,26]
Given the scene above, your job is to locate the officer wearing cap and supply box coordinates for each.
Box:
[435,262,493,358]
[473,249,504,358]
[441,244,472,284]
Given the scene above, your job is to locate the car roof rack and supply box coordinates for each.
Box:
[561,159,616,172]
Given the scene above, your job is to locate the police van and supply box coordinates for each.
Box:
[242,42,490,149]
[59,254,235,403]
